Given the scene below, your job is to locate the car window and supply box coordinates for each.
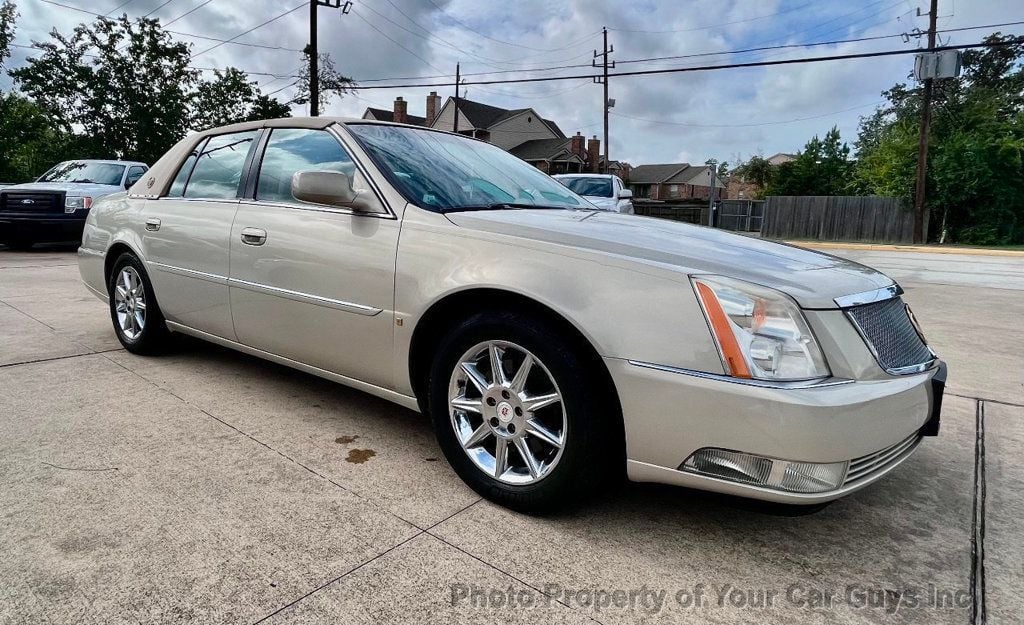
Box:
[256,128,363,206]
[557,177,613,198]
[183,131,256,199]
[38,161,126,186]
[168,149,199,197]
[125,166,146,187]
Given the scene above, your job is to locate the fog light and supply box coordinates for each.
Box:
[682,449,848,493]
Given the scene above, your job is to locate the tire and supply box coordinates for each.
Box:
[429,310,620,513]
[108,252,171,354]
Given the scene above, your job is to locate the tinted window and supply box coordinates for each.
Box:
[557,177,613,198]
[256,128,357,205]
[183,131,256,199]
[168,148,200,197]
[38,161,126,186]
[125,166,147,187]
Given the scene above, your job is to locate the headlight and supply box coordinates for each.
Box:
[691,275,830,381]
[64,196,93,212]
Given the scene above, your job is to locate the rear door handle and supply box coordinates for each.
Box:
[240,227,267,246]
[145,218,161,231]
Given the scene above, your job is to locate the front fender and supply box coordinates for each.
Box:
[392,208,724,396]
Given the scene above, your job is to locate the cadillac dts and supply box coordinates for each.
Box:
[78,118,945,512]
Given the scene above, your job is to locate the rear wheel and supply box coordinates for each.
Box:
[108,253,170,354]
[429,311,619,513]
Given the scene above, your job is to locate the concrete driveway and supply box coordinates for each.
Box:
[1,245,1021,624]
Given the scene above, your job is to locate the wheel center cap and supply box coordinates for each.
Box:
[496,401,515,424]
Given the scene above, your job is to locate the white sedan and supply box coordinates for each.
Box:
[552,173,634,213]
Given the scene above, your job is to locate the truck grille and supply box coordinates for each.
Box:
[846,296,933,374]
[0,190,66,215]
[844,433,921,485]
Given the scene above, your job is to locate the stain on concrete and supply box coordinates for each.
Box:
[425,457,439,462]
[345,449,376,464]
[335,435,359,445]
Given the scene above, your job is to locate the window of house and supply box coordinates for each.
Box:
[256,128,359,205]
[183,131,256,199]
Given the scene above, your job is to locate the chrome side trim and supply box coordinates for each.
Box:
[82,280,109,303]
[626,360,854,389]
[833,284,902,309]
[227,277,382,316]
[165,321,419,411]
[148,261,229,285]
[77,247,104,258]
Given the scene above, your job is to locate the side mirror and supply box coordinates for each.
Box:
[618,189,633,199]
[292,170,360,208]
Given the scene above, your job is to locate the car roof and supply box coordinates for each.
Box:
[58,159,148,167]
[552,173,614,179]
[133,116,490,199]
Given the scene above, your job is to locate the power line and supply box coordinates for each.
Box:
[610,101,886,128]
[609,0,817,34]
[190,3,305,58]
[104,0,136,15]
[163,0,217,27]
[142,0,177,18]
[34,0,303,52]
[342,39,1022,90]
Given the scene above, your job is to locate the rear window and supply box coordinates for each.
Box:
[556,177,613,198]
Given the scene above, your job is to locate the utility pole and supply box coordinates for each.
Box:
[308,0,350,117]
[593,27,614,173]
[453,62,460,133]
[912,0,939,243]
[309,0,319,116]
[707,159,718,227]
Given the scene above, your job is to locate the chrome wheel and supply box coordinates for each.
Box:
[113,266,146,340]
[448,340,567,485]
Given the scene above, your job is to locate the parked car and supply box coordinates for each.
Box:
[78,119,945,513]
[552,173,634,213]
[1,159,148,249]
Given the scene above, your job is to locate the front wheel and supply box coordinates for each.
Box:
[108,253,170,354]
[429,311,619,513]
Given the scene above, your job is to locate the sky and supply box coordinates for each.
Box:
[5,0,1024,167]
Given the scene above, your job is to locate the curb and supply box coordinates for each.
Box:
[785,241,1024,258]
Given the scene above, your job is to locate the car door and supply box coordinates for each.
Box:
[140,130,257,340]
[228,126,400,388]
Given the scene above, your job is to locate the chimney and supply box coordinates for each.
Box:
[570,132,585,159]
[393,96,408,124]
[425,91,441,127]
[587,135,600,173]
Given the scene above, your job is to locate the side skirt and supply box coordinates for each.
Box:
[165,320,422,413]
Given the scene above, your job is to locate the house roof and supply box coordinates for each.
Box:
[509,138,573,161]
[363,107,426,126]
[628,163,691,184]
[454,99,566,137]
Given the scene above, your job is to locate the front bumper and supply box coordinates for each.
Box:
[609,357,944,504]
[0,215,88,243]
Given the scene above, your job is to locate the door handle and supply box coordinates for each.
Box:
[240,227,267,246]
[145,218,161,231]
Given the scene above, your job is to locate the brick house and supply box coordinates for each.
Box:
[361,93,601,174]
[628,163,725,201]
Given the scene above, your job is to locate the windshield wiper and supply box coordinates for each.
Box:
[442,202,573,213]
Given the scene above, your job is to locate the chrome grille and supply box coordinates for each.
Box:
[844,434,921,485]
[0,190,65,215]
[846,296,933,373]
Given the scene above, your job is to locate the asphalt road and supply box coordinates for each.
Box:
[0,245,1021,624]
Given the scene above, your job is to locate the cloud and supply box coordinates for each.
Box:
[4,0,1023,165]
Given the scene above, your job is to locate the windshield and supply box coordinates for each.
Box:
[556,177,613,198]
[38,161,126,185]
[347,124,589,212]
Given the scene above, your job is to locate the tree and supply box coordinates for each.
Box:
[193,67,292,130]
[854,33,1024,243]
[0,92,73,181]
[292,49,354,113]
[733,155,774,188]
[767,126,853,196]
[11,15,198,164]
[0,0,15,68]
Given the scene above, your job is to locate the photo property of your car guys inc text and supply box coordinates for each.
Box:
[1,0,1022,623]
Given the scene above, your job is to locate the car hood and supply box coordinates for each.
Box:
[4,181,123,197]
[445,209,894,309]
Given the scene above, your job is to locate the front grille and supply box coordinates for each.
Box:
[847,296,933,373]
[844,433,921,485]
[0,190,66,215]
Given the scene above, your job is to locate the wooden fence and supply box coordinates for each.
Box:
[762,196,924,243]
[633,201,704,225]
